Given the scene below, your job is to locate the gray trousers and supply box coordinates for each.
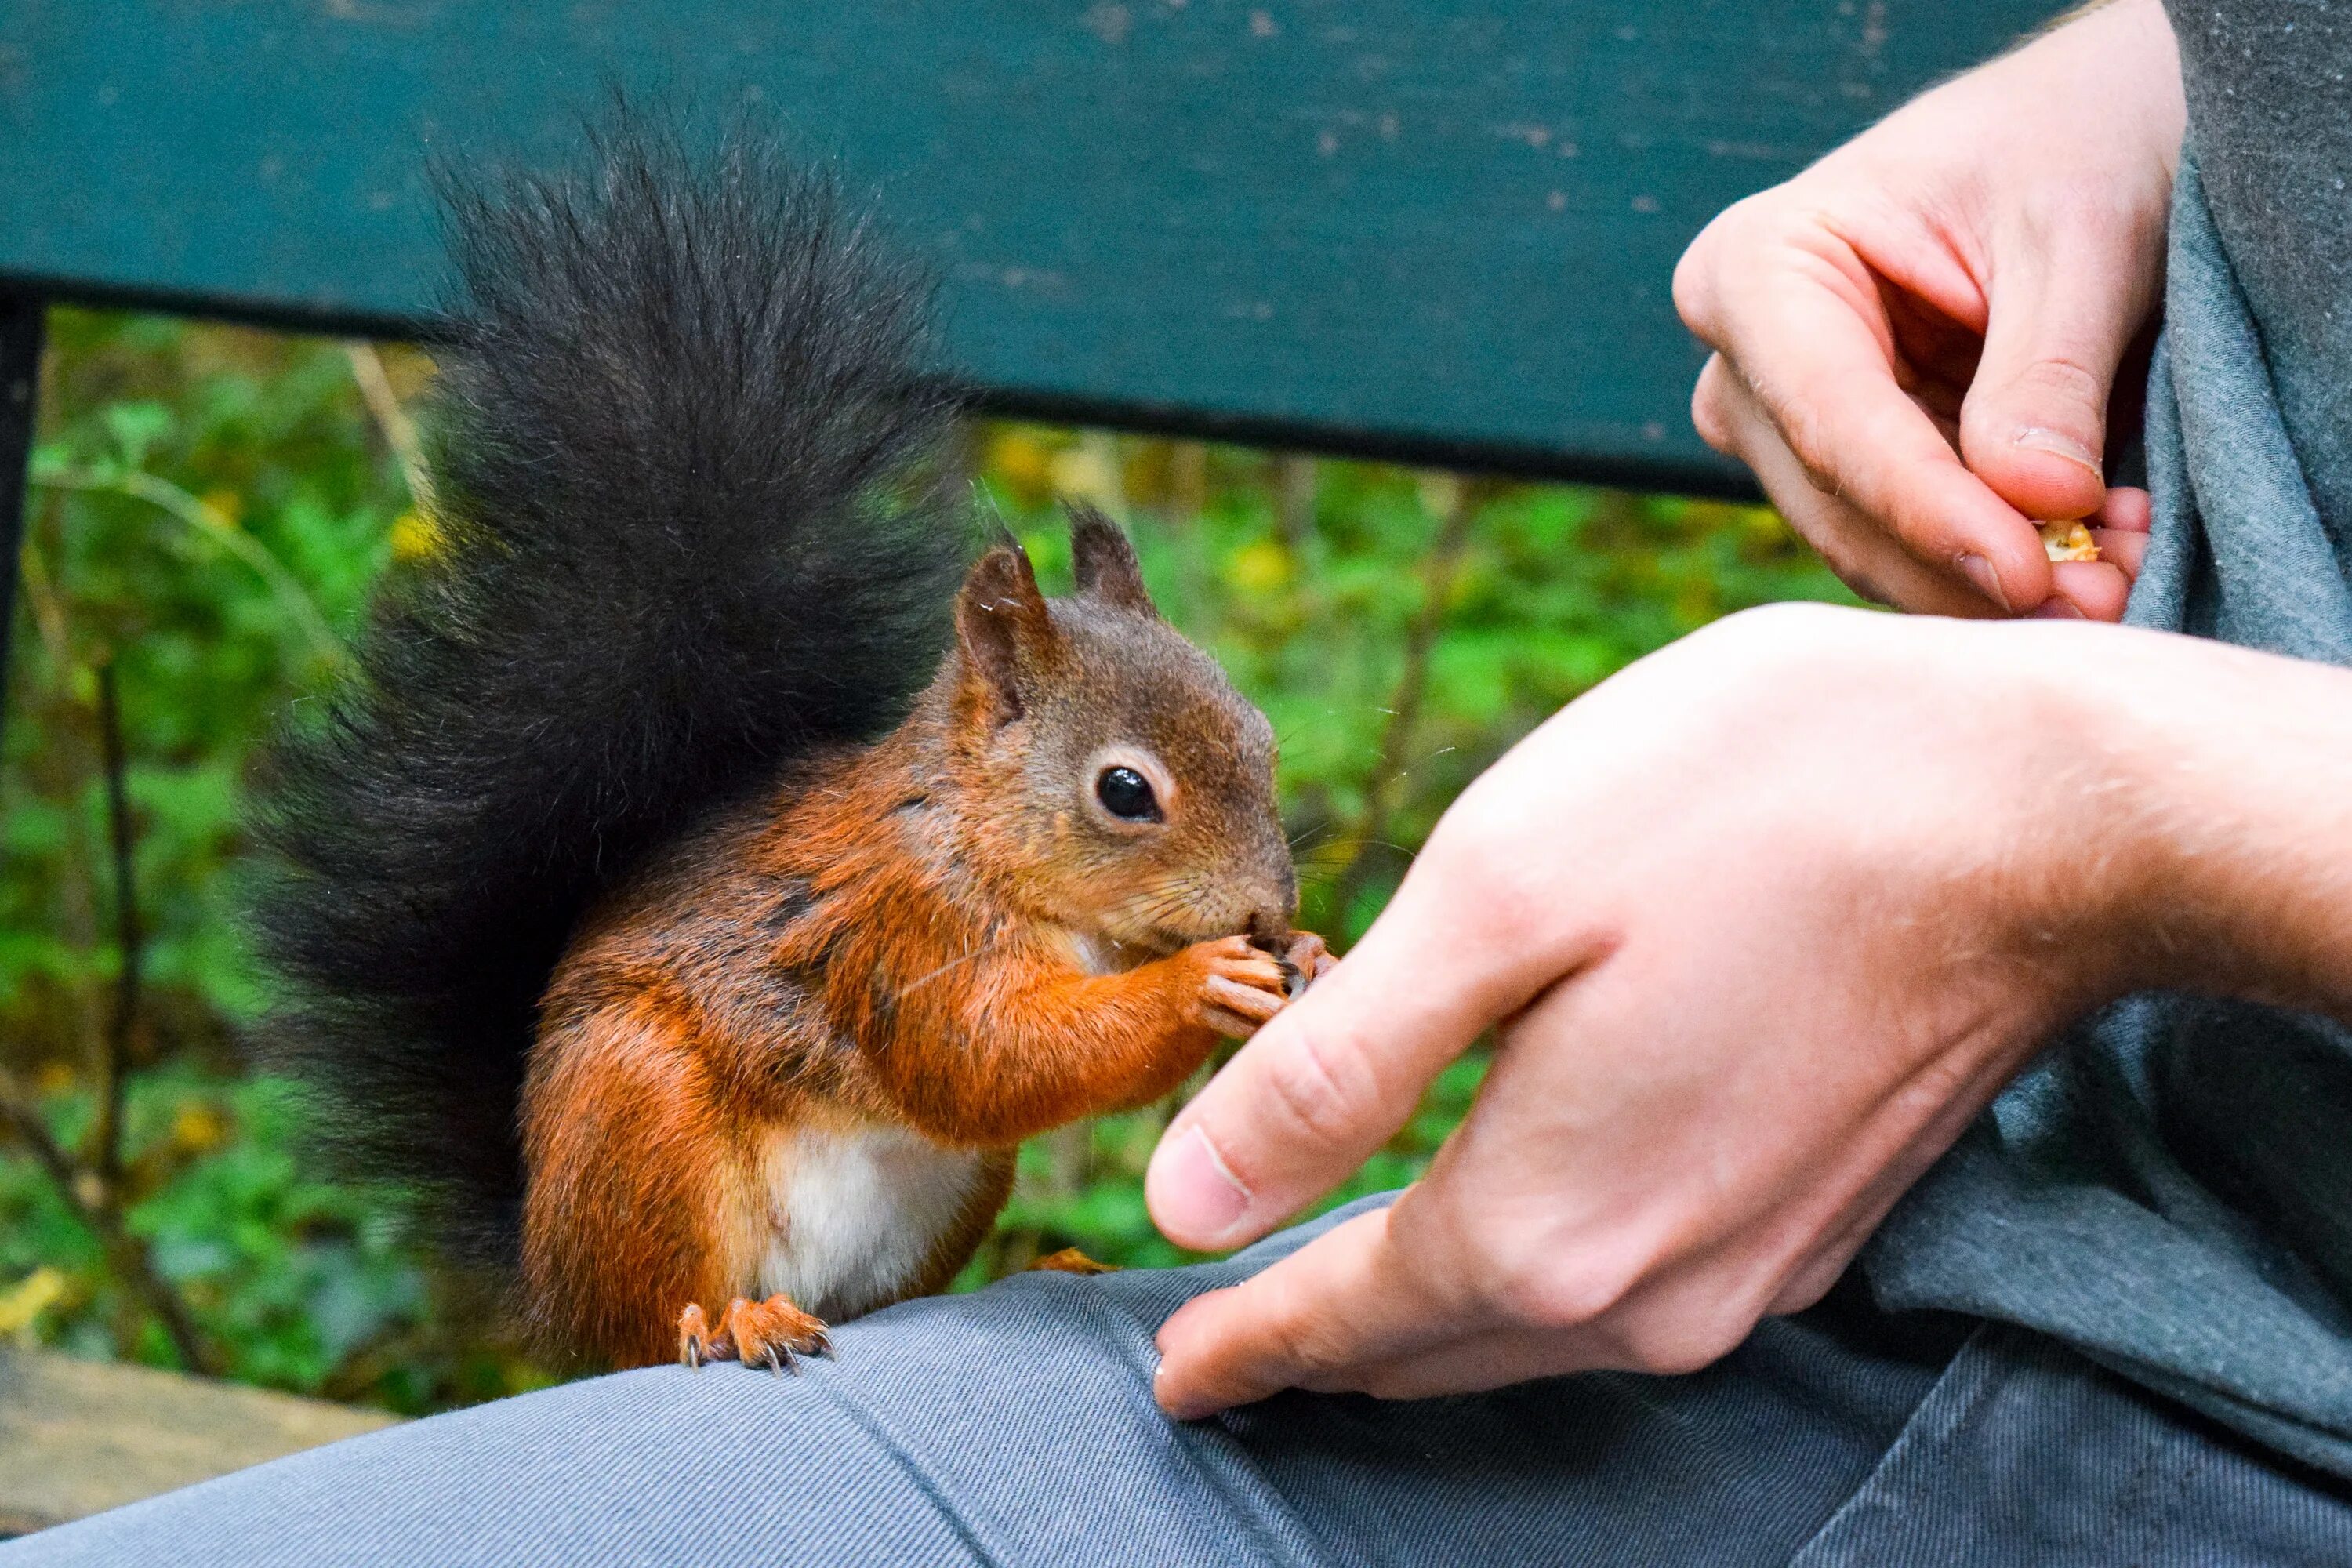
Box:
[5,1197,2348,1566]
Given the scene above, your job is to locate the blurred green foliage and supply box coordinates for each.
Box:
[1,308,1852,1412]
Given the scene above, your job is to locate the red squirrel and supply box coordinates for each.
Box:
[251,120,1330,1370]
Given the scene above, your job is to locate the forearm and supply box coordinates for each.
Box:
[2088,630,2352,1018]
[873,956,1214,1145]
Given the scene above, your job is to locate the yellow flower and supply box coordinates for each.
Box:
[0,1266,66,1337]
[199,488,244,528]
[1047,438,1125,512]
[986,429,1061,506]
[390,509,443,562]
[172,1102,227,1154]
[1225,539,1293,594]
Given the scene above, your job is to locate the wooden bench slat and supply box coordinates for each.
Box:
[0,1348,401,1537]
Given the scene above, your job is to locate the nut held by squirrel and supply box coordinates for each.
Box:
[247,111,1333,1371]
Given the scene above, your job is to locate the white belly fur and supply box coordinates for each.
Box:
[756,1121,987,1321]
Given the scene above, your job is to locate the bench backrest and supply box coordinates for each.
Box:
[0,1,2059,498]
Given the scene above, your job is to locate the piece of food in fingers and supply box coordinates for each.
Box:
[1253,927,1336,999]
[1282,931,1336,996]
[2038,520,2101,562]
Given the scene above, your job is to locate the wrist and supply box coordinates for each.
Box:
[2042,0,2185,161]
[1907,0,2183,189]
[2040,627,2352,1015]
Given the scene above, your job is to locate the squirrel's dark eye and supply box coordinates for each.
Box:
[1095,765,1161,822]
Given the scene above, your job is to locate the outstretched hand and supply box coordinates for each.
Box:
[1671,0,2183,620]
[1145,606,2142,1417]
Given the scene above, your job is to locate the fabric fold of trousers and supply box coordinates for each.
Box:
[5,1196,2350,1566]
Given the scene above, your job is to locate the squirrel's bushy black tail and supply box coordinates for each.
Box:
[249,114,964,1262]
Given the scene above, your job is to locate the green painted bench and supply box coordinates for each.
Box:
[0,2,2063,662]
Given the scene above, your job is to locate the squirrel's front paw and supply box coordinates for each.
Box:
[1181,935,1293,1039]
[678,1294,832,1373]
[1277,931,1338,997]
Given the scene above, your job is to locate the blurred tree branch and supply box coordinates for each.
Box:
[0,643,216,1376]
[1274,455,1318,548]
[0,1067,214,1374]
[345,341,436,518]
[87,658,140,1194]
[1326,476,1500,921]
[31,462,347,672]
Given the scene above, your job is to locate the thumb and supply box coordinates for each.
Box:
[1146,841,1587,1250]
[1959,226,2158,525]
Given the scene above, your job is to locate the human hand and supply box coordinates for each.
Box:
[1145,604,2151,1416]
[1672,0,2183,621]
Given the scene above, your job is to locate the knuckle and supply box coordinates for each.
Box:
[1609,1308,1752,1377]
[1666,604,1876,721]
[1419,822,1548,946]
[1675,194,1805,343]
[1258,1300,1348,1381]
[2002,352,2107,418]
[1767,391,1844,491]
[1479,1240,1638,1334]
[1670,245,1719,337]
[1261,1016,1385,1150]
[1689,359,1737,455]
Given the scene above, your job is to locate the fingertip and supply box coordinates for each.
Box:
[1944,518,2053,618]
[1965,436,2108,528]
[1690,354,1740,456]
[1152,1209,1408,1419]
[1148,900,1515,1254]
[1152,1294,1233,1420]
[1146,1123,1254,1250]
[2049,559,2132,621]
[1953,551,2012,613]
[2094,485,2154,533]
[2090,528,2147,582]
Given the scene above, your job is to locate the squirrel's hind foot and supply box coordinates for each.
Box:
[677,1295,833,1373]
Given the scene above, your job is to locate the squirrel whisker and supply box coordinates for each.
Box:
[882,936,1012,1014]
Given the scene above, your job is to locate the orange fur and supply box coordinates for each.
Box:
[520,526,1315,1368]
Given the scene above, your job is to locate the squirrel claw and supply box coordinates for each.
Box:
[677,1303,712,1369]
[676,1294,832,1373]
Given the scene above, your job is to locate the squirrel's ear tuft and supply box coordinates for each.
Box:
[954,542,1054,724]
[1069,504,1157,616]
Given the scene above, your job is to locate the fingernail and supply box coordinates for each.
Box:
[2013,426,2103,479]
[1155,1126,1250,1240]
[1955,553,2009,612]
[1152,1360,1197,1420]
[2034,597,2085,619]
